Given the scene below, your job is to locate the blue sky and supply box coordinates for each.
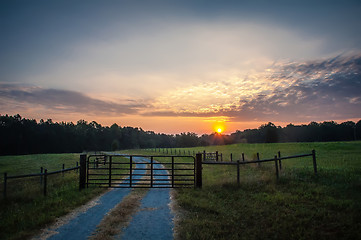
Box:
[1,0,361,134]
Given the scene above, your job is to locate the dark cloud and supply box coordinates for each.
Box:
[143,54,361,122]
[0,83,144,115]
[233,54,361,122]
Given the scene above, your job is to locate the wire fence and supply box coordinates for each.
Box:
[2,163,79,198]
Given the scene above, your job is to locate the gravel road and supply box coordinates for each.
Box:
[36,157,174,240]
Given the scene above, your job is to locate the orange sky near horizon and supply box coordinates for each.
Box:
[9,111,359,136]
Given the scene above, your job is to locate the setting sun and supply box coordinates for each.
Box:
[217,128,223,133]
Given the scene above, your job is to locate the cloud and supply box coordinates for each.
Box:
[147,54,361,122]
[1,54,360,125]
[0,83,144,116]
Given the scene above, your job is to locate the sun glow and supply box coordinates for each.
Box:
[213,124,225,134]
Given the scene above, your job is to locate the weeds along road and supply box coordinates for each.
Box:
[35,157,174,240]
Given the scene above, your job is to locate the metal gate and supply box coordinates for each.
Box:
[85,154,196,188]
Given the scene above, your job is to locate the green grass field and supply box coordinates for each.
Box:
[137,141,361,239]
[1,141,360,240]
[0,153,105,240]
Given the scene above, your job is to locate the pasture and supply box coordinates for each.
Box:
[150,141,361,239]
[0,154,104,240]
[0,141,360,240]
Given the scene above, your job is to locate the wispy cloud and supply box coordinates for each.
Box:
[147,54,361,122]
[0,83,144,116]
[1,54,360,125]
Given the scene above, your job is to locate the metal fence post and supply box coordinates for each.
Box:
[312,150,317,175]
[108,156,112,187]
[129,156,133,187]
[216,151,219,161]
[257,152,260,167]
[79,154,87,191]
[171,156,175,188]
[195,154,202,188]
[150,157,154,188]
[242,153,245,162]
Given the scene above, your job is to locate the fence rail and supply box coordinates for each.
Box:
[200,150,317,186]
[3,163,79,198]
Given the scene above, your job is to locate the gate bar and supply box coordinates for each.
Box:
[172,156,175,188]
[108,156,112,187]
[129,156,133,187]
[195,153,202,188]
[150,156,154,187]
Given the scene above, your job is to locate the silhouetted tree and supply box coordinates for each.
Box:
[0,114,360,155]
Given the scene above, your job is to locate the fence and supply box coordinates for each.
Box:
[149,148,197,156]
[79,154,196,189]
[199,150,317,187]
[3,163,79,198]
[145,148,317,187]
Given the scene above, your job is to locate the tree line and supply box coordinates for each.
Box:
[0,114,360,155]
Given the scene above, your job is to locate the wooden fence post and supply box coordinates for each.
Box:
[242,153,245,162]
[312,150,317,175]
[195,154,202,188]
[43,169,48,196]
[257,153,260,167]
[274,156,279,180]
[40,167,43,184]
[278,151,282,170]
[230,153,233,162]
[216,151,219,161]
[203,150,206,161]
[62,164,65,177]
[79,154,87,191]
[237,160,240,185]
[3,173,7,198]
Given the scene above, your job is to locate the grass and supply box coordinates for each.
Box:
[0,153,105,240]
[1,142,360,239]
[133,141,361,240]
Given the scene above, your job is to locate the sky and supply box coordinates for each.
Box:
[1,0,361,134]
